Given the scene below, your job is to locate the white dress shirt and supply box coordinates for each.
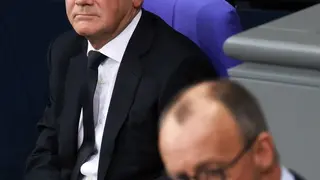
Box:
[78,10,142,180]
[281,166,295,180]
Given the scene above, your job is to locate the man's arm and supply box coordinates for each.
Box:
[156,53,218,179]
[25,42,61,180]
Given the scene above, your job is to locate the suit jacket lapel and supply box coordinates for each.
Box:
[59,38,88,171]
[98,10,155,180]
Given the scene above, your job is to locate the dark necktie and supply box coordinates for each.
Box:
[71,51,107,180]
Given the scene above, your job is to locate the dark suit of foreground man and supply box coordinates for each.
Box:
[159,80,305,180]
[25,0,218,179]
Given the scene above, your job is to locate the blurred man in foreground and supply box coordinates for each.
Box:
[159,80,305,180]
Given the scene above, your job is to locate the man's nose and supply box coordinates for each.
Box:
[75,0,94,6]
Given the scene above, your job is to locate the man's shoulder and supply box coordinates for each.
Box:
[144,11,208,69]
[50,30,85,57]
[47,30,85,73]
[143,12,215,78]
[53,30,80,46]
[146,11,205,59]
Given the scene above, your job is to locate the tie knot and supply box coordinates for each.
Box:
[87,51,107,70]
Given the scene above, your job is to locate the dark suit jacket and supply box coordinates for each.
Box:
[290,169,306,180]
[25,10,218,180]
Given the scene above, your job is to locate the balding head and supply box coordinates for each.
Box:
[159,80,280,180]
[161,80,268,143]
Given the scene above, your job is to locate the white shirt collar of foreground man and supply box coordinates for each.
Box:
[281,166,295,180]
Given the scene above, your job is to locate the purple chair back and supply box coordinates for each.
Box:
[143,0,242,77]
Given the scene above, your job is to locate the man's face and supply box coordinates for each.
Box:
[65,0,142,38]
[159,100,262,180]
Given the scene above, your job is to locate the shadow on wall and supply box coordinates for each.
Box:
[0,0,70,179]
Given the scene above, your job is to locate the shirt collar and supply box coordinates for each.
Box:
[281,166,295,180]
[87,10,142,62]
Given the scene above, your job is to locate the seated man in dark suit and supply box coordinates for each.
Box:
[25,0,218,180]
[159,80,305,180]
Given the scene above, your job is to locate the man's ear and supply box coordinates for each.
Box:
[252,132,276,172]
[132,0,143,8]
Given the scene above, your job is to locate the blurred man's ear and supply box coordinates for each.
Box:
[252,132,276,172]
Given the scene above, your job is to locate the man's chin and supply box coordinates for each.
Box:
[74,28,97,37]
[72,23,99,37]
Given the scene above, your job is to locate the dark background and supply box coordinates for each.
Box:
[0,0,316,179]
[0,1,70,179]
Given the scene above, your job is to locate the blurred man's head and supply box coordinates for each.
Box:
[159,80,280,180]
[65,0,143,48]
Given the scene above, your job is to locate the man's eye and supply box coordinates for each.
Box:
[204,168,224,176]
